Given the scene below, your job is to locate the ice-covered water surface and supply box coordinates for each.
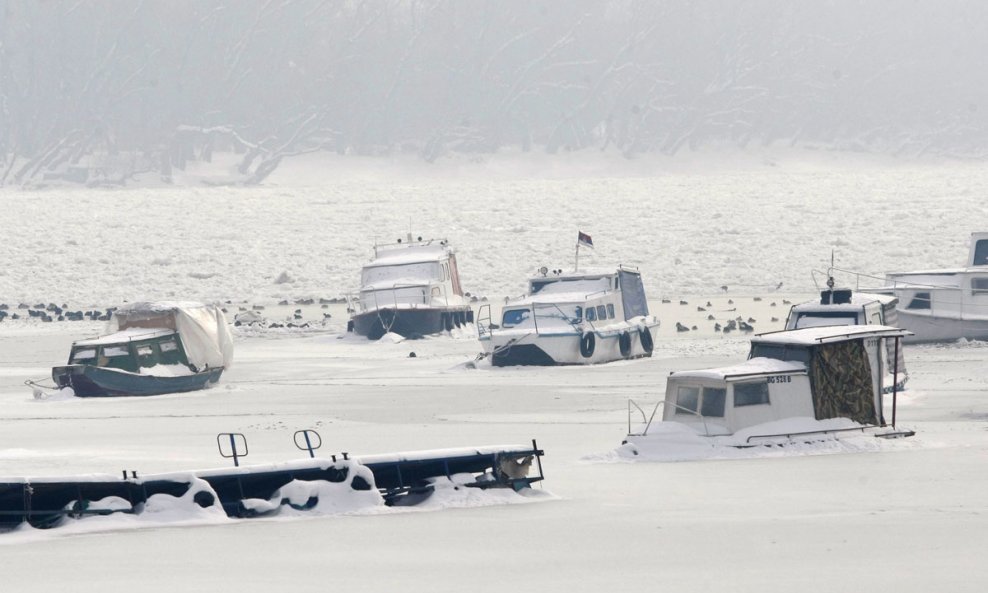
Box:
[3,156,987,305]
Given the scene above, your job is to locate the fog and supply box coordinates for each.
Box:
[2,0,987,186]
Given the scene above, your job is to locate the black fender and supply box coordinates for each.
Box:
[580,332,596,358]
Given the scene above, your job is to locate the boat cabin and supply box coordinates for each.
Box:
[662,325,910,436]
[68,328,194,374]
[785,289,899,330]
[356,238,465,313]
[498,267,649,332]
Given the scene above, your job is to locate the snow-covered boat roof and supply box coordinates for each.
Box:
[365,240,451,268]
[528,267,619,282]
[791,292,897,312]
[752,325,912,346]
[74,328,176,347]
[669,357,807,381]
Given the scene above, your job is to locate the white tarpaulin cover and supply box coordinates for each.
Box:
[110,301,234,370]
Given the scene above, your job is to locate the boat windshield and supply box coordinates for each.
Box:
[362,262,440,286]
[749,343,811,364]
[793,312,859,328]
[502,304,583,328]
[530,277,610,296]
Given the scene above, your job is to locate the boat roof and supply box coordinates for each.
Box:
[365,241,450,268]
[74,328,177,347]
[528,266,640,283]
[670,357,807,382]
[791,292,897,313]
[752,324,912,346]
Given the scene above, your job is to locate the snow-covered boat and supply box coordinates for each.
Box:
[863,232,988,342]
[48,302,233,397]
[621,325,912,458]
[348,236,473,340]
[477,266,660,366]
[785,286,907,390]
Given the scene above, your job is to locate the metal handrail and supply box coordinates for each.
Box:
[627,399,714,437]
[744,425,873,444]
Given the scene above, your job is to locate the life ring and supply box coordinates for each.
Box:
[639,327,654,354]
[618,332,632,358]
[580,332,596,358]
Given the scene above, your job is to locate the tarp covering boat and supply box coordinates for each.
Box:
[111,302,234,370]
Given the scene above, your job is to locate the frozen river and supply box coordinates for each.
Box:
[1,157,987,592]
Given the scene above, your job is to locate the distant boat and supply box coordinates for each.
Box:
[348,236,473,340]
[865,232,988,342]
[622,325,912,457]
[478,265,660,366]
[785,285,907,390]
[49,301,233,397]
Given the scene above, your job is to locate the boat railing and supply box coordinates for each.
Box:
[627,399,716,437]
[358,282,444,312]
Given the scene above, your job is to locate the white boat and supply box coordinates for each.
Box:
[348,236,473,340]
[477,266,660,366]
[621,325,912,457]
[785,286,907,390]
[867,232,988,342]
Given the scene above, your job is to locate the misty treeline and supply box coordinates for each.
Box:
[2,0,987,186]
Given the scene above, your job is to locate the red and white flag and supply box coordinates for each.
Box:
[577,231,594,249]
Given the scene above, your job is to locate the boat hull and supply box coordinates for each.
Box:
[51,364,224,397]
[350,306,473,340]
[896,310,988,343]
[486,322,659,367]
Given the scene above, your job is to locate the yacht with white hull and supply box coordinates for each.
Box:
[478,266,660,366]
[867,232,988,342]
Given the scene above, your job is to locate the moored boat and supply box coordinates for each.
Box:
[49,301,233,397]
[348,236,473,340]
[864,232,988,342]
[621,325,912,459]
[478,265,660,366]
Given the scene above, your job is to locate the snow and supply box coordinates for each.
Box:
[669,357,807,380]
[75,328,175,346]
[752,324,909,345]
[1,158,988,591]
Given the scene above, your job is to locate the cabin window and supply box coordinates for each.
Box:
[586,307,597,322]
[794,312,858,329]
[158,339,183,365]
[675,386,700,415]
[972,278,988,296]
[749,344,810,364]
[905,292,931,310]
[502,309,531,328]
[974,240,988,265]
[607,304,615,319]
[734,381,770,406]
[98,345,136,372]
[135,344,159,368]
[70,348,97,363]
[574,306,583,321]
[700,387,726,417]
[596,305,607,320]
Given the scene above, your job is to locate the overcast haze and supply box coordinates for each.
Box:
[2,0,988,186]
